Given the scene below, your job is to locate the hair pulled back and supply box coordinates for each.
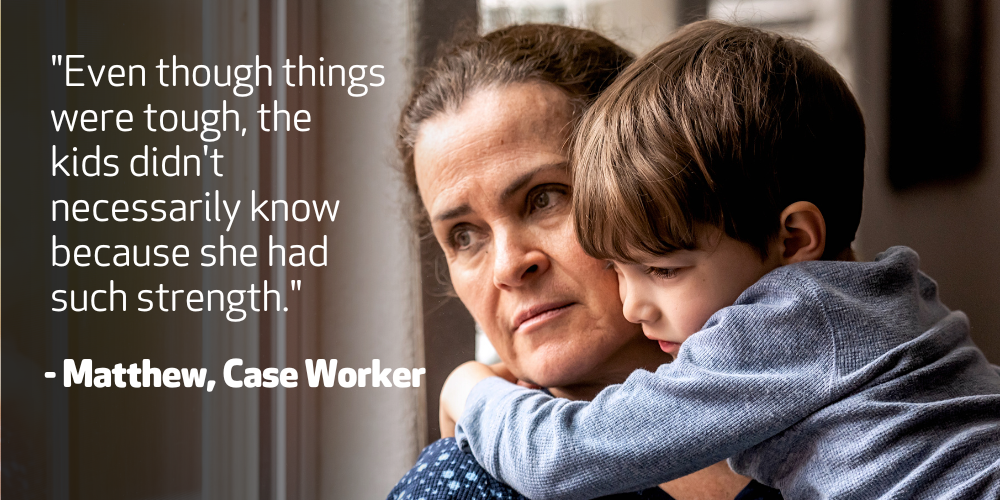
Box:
[397,24,634,230]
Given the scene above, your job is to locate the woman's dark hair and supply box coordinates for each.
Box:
[397,23,634,231]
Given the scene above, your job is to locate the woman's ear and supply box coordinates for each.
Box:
[776,201,826,264]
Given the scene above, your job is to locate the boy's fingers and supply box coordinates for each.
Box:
[488,362,518,382]
[439,361,495,431]
[516,380,542,390]
[439,404,457,438]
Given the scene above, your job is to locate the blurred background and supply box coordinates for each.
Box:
[3,0,997,499]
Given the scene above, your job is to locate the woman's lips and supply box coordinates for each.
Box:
[512,301,576,333]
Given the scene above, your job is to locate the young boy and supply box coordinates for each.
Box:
[439,20,1000,500]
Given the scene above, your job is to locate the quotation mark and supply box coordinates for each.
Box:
[52,54,64,66]
[283,280,303,312]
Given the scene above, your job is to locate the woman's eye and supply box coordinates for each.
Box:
[531,191,551,210]
[454,231,471,248]
[527,185,568,214]
[645,267,679,279]
[449,225,478,251]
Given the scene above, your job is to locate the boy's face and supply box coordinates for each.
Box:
[611,229,781,356]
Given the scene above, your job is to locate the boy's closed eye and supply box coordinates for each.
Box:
[604,260,681,279]
[644,267,680,279]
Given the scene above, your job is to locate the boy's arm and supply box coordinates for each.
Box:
[455,287,837,500]
[439,361,500,437]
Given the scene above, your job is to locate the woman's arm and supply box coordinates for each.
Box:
[659,461,750,500]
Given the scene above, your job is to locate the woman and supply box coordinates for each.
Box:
[389,24,781,500]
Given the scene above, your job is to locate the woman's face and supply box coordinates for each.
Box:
[414,82,664,393]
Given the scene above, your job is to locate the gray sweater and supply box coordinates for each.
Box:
[455,247,1000,500]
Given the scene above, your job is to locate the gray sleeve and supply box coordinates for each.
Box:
[454,280,837,500]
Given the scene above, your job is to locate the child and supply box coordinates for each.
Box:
[439,20,1000,500]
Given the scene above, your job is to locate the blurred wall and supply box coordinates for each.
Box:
[316,1,423,497]
[854,0,1000,364]
[4,2,212,499]
[3,1,424,499]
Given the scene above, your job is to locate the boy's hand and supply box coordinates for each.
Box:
[481,362,543,389]
[439,361,505,437]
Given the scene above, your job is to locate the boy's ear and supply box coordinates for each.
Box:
[776,201,826,264]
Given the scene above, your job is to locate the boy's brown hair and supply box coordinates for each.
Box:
[574,20,865,262]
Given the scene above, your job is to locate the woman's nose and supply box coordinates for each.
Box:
[492,229,549,290]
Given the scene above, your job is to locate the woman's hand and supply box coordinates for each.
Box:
[439,361,506,437]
